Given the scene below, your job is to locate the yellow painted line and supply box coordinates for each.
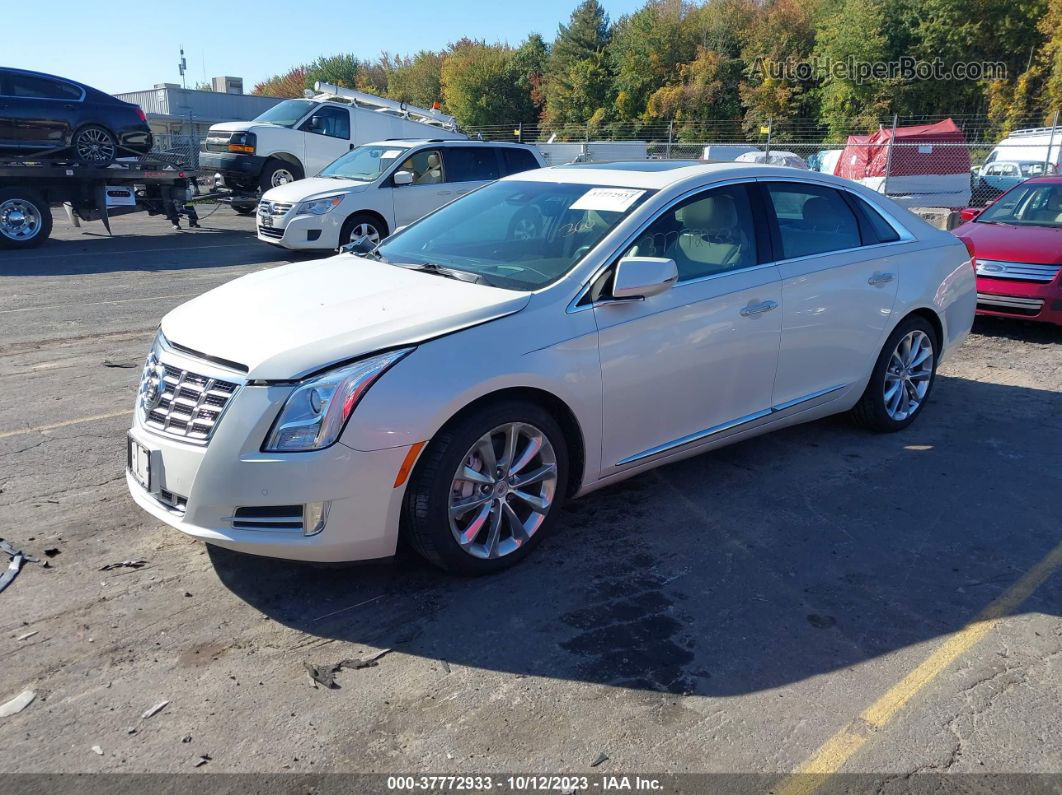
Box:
[0,410,129,440]
[776,539,1062,795]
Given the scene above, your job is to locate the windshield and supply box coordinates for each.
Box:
[374,180,654,290]
[978,182,1062,228]
[253,99,316,128]
[320,144,409,182]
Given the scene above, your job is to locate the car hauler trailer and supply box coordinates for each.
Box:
[0,152,196,249]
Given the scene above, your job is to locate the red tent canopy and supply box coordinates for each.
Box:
[834,119,970,179]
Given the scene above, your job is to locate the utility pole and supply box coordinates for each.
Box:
[1043,110,1059,175]
[178,47,187,89]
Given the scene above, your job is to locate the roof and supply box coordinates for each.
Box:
[363,139,535,149]
[506,160,823,190]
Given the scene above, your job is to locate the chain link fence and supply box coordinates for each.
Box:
[467,113,1062,210]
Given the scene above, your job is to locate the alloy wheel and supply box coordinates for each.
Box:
[74,128,116,163]
[348,223,381,245]
[0,199,42,242]
[883,330,934,421]
[448,422,558,560]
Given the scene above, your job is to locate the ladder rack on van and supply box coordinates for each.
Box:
[312,82,460,132]
[1009,127,1057,138]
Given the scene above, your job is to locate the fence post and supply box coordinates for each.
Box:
[585,123,590,143]
[1043,111,1059,174]
[517,122,523,144]
[882,114,899,196]
[764,118,773,161]
[667,120,674,159]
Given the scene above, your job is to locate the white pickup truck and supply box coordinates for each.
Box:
[199,83,465,202]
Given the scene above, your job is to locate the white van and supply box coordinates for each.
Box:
[200,83,465,197]
[984,127,1062,169]
[256,139,544,250]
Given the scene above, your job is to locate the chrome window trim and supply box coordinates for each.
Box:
[615,383,847,467]
[0,74,86,102]
[568,175,916,314]
[755,175,916,243]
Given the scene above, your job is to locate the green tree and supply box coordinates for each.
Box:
[388,51,444,108]
[609,0,695,121]
[512,34,551,117]
[441,41,536,127]
[305,53,361,89]
[544,0,612,126]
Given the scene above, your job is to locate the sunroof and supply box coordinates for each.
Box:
[557,160,701,171]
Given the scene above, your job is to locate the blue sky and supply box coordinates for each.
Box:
[9,0,647,95]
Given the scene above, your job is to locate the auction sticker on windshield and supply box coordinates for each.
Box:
[570,188,646,213]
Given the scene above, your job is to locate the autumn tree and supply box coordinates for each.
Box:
[388,51,445,108]
[441,41,537,127]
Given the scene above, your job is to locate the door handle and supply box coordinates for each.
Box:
[868,272,895,287]
[437,190,453,196]
[740,300,778,318]
[349,143,355,150]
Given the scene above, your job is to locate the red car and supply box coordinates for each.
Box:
[953,176,1062,325]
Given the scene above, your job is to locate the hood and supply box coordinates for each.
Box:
[208,121,259,134]
[261,177,367,204]
[161,257,529,380]
[955,221,1062,264]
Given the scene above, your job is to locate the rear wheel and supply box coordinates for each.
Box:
[851,315,938,432]
[404,400,569,575]
[72,125,117,165]
[0,188,52,249]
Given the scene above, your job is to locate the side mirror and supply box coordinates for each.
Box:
[959,207,982,222]
[612,256,679,300]
[308,115,323,130]
[340,236,376,255]
[393,170,413,186]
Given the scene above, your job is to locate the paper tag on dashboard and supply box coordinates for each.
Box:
[381,149,403,159]
[570,188,645,213]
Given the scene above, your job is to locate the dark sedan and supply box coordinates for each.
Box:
[0,67,153,165]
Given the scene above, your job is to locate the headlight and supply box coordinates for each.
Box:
[227,131,256,154]
[298,195,344,215]
[263,348,413,452]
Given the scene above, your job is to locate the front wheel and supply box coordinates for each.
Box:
[0,188,52,249]
[339,213,386,249]
[259,159,303,192]
[851,315,938,432]
[404,401,569,575]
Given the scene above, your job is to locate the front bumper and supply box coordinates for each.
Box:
[200,152,267,184]
[975,277,1062,325]
[256,210,341,250]
[125,365,414,562]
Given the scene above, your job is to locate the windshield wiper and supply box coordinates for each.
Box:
[394,262,490,285]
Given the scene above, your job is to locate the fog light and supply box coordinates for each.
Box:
[304,501,331,536]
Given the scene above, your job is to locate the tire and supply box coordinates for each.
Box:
[338,213,387,249]
[259,159,303,192]
[71,125,117,166]
[232,206,256,216]
[404,400,569,575]
[850,315,939,432]
[0,188,52,249]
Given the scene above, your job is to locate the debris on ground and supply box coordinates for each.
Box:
[141,700,169,720]
[43,548,60,558]
[17,631,38,641]
[100,560,148,571]
[0,539,36,595]
[304,649,392,689]
[91,745,103,756]
[102,360,136,368]
[807,614,837,629]
[182,735,192,743]
[0,690,35,718]
[591,752,609,767]
[194,754,211,767]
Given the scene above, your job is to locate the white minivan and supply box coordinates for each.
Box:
[256,139,544,250]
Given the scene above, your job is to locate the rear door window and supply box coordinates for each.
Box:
[443,147,501,183]
[501,147,539,175]
[765,183,862,258]
[7,74,81,100]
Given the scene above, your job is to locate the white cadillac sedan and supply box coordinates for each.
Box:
[126,162,976,574]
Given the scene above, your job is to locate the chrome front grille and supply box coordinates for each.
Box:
[258,200,293,216]
[976,259,1060,283]
[258,225,283,239]
[137,352,240,445]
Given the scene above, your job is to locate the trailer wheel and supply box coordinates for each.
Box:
[0,188,52,249]
[259,159,303,192]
